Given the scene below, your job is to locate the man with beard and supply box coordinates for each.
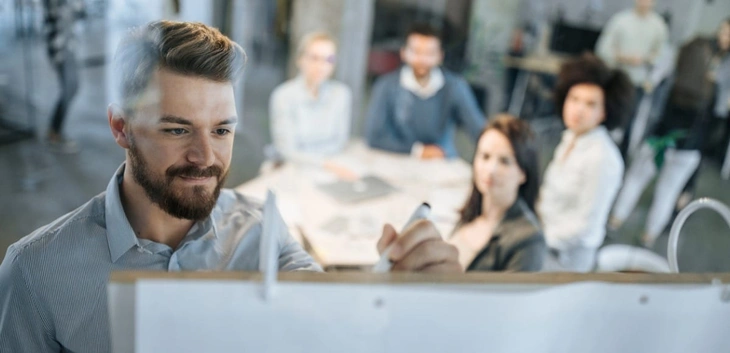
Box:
[0,21,461,352]
[365,23,486,159]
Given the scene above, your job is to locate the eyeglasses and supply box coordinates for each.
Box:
[303,53,337,64]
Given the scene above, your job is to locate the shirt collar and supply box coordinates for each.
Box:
[104,163,220,263]
[105,163,140,263]
[562,125,608,146]
[400,66,444,99]
[295,75,330,101]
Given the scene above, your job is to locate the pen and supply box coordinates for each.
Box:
[372,202,431,273]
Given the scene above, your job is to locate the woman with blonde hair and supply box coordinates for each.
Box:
[269,32,352,164]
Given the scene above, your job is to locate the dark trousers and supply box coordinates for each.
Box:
[49,51,79,134]
[619,86,645,161]
[656,101,716,197]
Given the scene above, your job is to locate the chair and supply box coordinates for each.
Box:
[667,198,730,273]
[596,244,670,273]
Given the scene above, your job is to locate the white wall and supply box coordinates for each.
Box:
[536,0,696,44]
[105,0,170,106]
[178,0,214,26]
[693,0,730,37]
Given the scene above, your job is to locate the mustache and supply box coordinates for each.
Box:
[166,164,224,179]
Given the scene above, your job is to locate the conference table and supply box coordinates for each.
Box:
[236,141,473,270]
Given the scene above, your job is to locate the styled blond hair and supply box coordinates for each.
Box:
[296,31,337,58]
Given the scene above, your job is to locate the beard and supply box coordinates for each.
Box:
[411,64,433,79]
[127,141,228,221]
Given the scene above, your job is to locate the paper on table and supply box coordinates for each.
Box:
[419,160,472,185]
[309,210,382,266]
[298,165,339,184]
[362,157,471,187]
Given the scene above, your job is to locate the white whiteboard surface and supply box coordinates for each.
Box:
[109,279,730,353]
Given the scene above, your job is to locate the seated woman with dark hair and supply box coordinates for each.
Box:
[449,114,546,272]
[538,53,634,272]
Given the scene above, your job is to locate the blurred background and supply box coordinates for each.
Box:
[1,0,729,270]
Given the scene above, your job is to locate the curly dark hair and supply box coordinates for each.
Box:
[553,53,634,130]
[459,115,541,224]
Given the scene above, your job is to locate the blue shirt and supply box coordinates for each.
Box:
[0,164,320,352]
[364,67,486,158]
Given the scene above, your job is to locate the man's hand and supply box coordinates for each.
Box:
[421,145,445,159]
[323,161,359,181]
[376,220,462,273]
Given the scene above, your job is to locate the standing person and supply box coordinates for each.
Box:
[449,115,545,272]
[42,0,85,153]
[0,21,461,352]
[595,0,668,159]
[365,23,486,159]
[538,54,634,272]
[706,17,730,166]
[610,18,730,247]
[269,32,352,164]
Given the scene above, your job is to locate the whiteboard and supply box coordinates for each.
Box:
[109,277,730,353]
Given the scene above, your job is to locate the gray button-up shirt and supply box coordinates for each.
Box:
[0,164,320,352]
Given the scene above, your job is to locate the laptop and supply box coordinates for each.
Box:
[549,22,602,56]
[317,175,397,204]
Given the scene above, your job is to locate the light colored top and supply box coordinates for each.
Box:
[537,126,624,251]
[595,9,668,85]
[0,164,320,352]
[269,76,352,164]
[399,66,445,99]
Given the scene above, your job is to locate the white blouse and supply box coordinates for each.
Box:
[537,126,624,250]
[269,76,352,164]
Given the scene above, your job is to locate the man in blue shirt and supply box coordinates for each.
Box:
[365,24,486,159]
[0,21,461,352]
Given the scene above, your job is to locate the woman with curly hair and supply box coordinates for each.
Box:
[449,114,545,272]
[538,53,634,272]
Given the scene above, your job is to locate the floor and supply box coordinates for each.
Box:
[2,21,730,273]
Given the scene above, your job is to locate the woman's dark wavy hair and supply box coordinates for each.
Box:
[553,53,634,130]
[458,115,540,224]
